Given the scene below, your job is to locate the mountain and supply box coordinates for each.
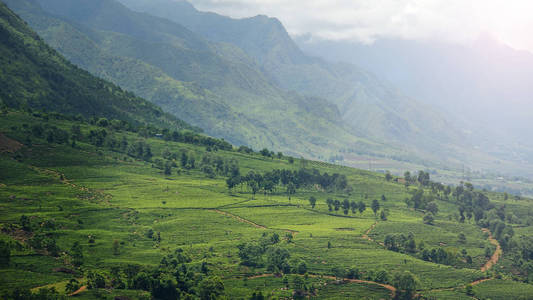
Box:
[4,0,374,160]
[0,1,193,130]
[295,36,533,163]
[115,0,470,167]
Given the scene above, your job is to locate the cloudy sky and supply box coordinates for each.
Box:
[187,0,533,51]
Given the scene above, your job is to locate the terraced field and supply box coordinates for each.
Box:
[1,110,533,299]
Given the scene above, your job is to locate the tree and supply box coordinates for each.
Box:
[381,195,387,202]
[297,261,307,274]
[423,213,434,225]
[371,200,380,216]
[380,210,388,221]
[342,199,350,215]
[309,196,317,209]
[350,200,357,214]
[286,183,296,201]
[404,171,411,185]
[66,278,81,294]
[326,198,333,211]
[333,199,341,211]
[87,271,106,289]
[393,272,418,300]
[199,276,225,300]
[385,171,392,181]
[164,163,172,176]
[358,201,366,214]
[332,266,346,280]
[458,233,467,244]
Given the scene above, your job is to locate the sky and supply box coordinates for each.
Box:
[187,0,533,52]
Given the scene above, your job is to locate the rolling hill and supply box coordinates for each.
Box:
[2,3,533,299]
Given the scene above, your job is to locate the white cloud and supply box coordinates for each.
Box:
[187,0,533,51]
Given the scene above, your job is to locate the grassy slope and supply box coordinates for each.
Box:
[1,110,533,299]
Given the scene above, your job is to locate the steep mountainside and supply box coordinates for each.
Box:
[4,0,374,159]
[0,1,192,130]
[295,37,533,173]
[115,0,472,167]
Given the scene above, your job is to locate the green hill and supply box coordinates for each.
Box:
[2,99,533,300]
[3,2,533,300]
[0,1,193,131]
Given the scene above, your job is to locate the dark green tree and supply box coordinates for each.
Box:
[371,200,380,216]
[309,196,317,208]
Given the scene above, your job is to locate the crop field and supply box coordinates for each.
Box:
[2,111,533,299]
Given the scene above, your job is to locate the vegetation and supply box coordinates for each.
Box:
[2,2,533,300]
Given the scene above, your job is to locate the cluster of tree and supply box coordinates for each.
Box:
[325,198,366,215]
[79,249,224,300]
[237,233,302,275]
[228,168,349,198]
[259,148,283,159]
[420,247,459,266]
[384,232,473,267]
[19,109,231,155]
[403,170,431,187]
[384,233,417,254]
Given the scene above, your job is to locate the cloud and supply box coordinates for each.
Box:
[187,0,533,51]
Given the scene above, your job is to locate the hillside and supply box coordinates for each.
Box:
[3,104,533,299]
[115,0,470,166]
[3,0,379,160]
[0,1,191,131]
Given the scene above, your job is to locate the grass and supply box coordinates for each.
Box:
[1,111,533,298]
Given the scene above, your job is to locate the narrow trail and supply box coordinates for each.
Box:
[481,228,502,272]
[245,273,396,298]
[361,222,377,241]
[361,221,385,246]
[68,285,87,296]
[212,209,298,237]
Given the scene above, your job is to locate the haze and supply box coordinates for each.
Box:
[189,0,533,52]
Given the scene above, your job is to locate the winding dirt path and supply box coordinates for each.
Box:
[212,209,298,236]
[361,222,377,241]
[68,285,87,296]
[481,228,502,272]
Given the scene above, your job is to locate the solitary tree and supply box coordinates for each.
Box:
[286,183,296,201]
[309,196,317,209]
[358,201,366,214]
[371,200,380,216]
[326,198,333,211]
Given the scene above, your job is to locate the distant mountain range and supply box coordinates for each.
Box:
[4,0,533,183]
[296,35,533,166]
